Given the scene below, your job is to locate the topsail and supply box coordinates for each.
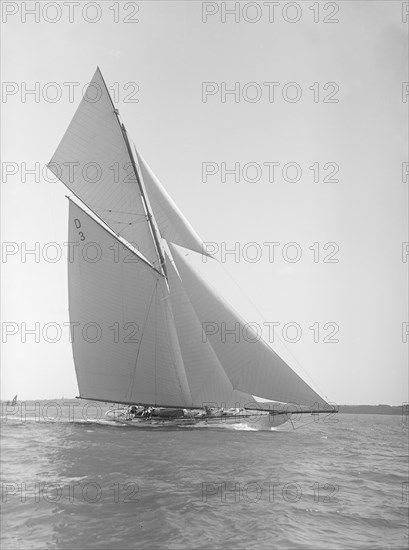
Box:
[48,68,160,269]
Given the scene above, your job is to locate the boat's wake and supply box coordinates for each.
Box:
[97,416,279,431]
[1,412,285,431]
[1,413,287,432]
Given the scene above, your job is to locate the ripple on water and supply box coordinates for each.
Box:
[1,412,407,550]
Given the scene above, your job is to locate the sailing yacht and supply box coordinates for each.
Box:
[7,395,18,406]
[48,68,334,429]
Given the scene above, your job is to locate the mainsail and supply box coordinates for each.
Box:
[67,200,192,407]
[53,68,329,413]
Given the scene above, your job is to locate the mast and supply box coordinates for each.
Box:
[121,123,167,278]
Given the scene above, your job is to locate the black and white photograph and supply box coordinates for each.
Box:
[1,1,408,549]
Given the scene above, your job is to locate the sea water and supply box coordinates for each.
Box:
[1,401,408,549]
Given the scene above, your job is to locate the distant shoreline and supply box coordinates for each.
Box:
[338,405,405,415]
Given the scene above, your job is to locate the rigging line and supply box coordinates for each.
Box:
[102,218,148,226]
[154,280,157,406]
[77,203,144,218]
[103,209,148,217]
[217,260,330,403]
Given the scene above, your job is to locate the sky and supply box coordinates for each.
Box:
[1,0,408,405]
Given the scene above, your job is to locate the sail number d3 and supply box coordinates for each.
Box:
[74,218,85,241]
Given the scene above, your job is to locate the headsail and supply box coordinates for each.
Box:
[49,68,160,269]
[67,200,192,407]
[169,243,328,409]
[166,254,258,409]
[135,149,212,258]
